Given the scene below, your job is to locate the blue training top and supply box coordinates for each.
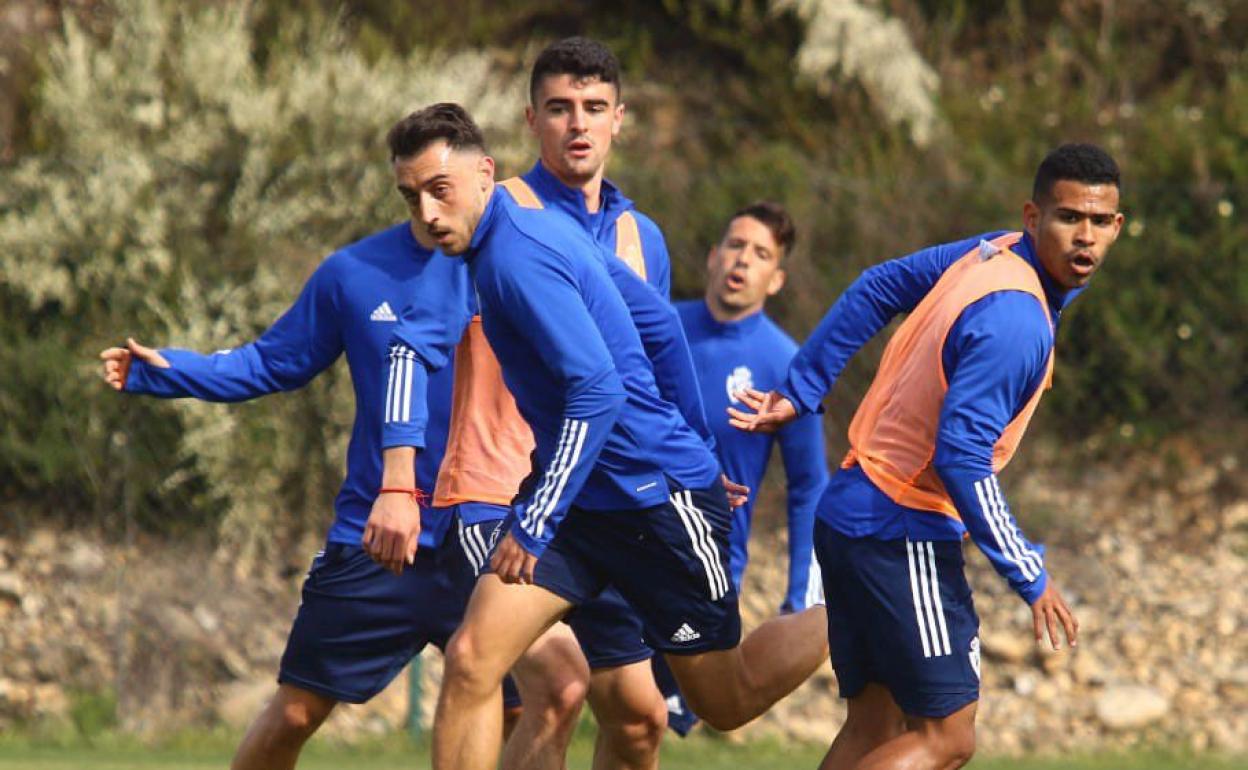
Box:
[677,301,829,611]
[124,223,467,549]
[452,186,719,557]
[780,231,1083,603]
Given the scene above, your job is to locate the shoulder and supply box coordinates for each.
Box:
[624,210,669,251]
[954,292,1052,354]
[673,299,700,320]
[758,314,800,353]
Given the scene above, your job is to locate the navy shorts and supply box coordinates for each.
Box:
[460,517,653,670]
[278,541,469,704]
[522,480,742,656]
[815,520,981,718]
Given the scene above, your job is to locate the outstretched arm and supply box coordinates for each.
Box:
[776,411,829,611]
[100,260,344,401]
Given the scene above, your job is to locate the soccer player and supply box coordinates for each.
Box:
[97,225,470,770]
[731,143,1121,769]
[677,201,828,610]
[368,102,829,770]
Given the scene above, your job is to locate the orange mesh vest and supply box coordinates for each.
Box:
[841,232,1054,520]
[431,177,646,506]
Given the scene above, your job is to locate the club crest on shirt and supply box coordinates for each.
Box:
[725,365,754,404]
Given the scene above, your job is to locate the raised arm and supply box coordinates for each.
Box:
[780,233,999,415]
[105,259,344,401]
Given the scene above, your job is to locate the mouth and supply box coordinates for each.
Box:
[724,271,748,292]
[566,139,592,159]
[1070,251,1097,276]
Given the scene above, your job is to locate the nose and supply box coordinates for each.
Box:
[1073,218,1095,246]
[570,105,588,131]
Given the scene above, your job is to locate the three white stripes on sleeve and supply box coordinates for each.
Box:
[384,345,417,424]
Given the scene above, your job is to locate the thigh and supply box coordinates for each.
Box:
[453,573,576,680]
[852,537,981,718]
[278,543,448,704]
[815,521,874,700]
[603,483,742,656]
[565,586,653,669]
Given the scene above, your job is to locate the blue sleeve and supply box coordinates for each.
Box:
[602,255,716,454]
[124,260,343,401]
[932,292,1052,604]
[776,410,829,611]
[488,248,627,558]
[781,233,1005,415]
[381,257,473,451]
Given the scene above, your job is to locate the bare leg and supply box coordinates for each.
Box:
[664,604,828,730]
[230,684,336,770]
[586,660,667,770]
[433,575,573,770]
[853,700,977,770]
[818,683,906,770]
[501,622,590,770]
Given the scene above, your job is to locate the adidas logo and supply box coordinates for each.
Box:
[670,623,701,644]
[370,302,397,322]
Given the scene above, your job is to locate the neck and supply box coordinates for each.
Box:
[704,293,762,324]
[544,159,606,213]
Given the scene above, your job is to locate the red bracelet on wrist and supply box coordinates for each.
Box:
[378,487,428,504]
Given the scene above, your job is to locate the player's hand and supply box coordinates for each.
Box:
[363,491,421,575]
[1030,580,1078,651]
[99,338,170,391]
[722,474,749,508]
[490,531,537,585]
[727,388,798,434]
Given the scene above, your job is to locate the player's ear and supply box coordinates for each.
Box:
[612,101,625,137]
[477,155,495,190]
[767,267,787,297]
[1023,199,1041,239]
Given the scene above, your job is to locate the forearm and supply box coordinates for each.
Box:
[380,446,418,489]
[380,343,431,450]
[937,462,1047,603]
[125,346,284,402]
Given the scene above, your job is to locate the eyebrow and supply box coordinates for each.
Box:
[543,97,611,109]
[1055,206,1119,217]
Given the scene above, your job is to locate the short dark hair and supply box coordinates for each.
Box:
[1032,143,1121,202]
[386,103,486,162]
[529,37,621,105]
[726,201,797,257]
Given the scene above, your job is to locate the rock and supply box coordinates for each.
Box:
[64,542,107,578]
[1095,685,1169,730]
[24,529,57,559]
[0,573,21,604]
[981,630,1033,663]
[193,605,220,634]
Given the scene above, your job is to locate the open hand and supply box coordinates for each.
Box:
[1030,580,1078,651]
[727,388,798,434]
[99,338,170,390]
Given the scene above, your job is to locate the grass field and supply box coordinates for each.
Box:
[0,730,1242,770]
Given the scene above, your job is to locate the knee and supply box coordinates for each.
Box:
[255,692,332,747]
[444,629,507,698]
[522,669,589,729]
[939,727,975,768]
[684,694,747,732]
[604,695,667,754]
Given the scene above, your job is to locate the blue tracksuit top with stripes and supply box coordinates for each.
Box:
[516,161,715,452]
[520,160,672,298]
[464,186,719,557]
[676,301,829,611]
[780,231,1083,604]
[123,223,466,549]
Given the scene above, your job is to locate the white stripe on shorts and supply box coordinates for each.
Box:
[671,490,729,600]
[906,539,951,658]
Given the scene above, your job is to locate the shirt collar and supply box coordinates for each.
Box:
[1013,231,1085,318]
[523,160,634,236]
[465,185,502,258]
[695,299,766,339]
